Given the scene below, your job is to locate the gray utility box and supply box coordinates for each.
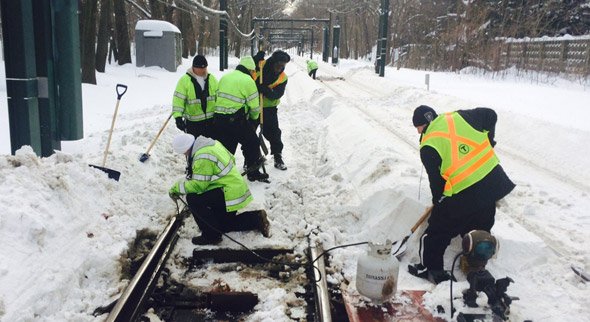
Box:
[135,20,181,72]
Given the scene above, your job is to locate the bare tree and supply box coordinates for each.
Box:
[80,0,98,84]
[96,0,112,73]
[113,0,132,65]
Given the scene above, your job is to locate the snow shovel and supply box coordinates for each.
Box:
[258,70,269,156]
[139,114,172,162]
[89,84,127,181]
[392,205,433,259]
[256,69,269,179]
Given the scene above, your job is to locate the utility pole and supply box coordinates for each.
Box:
[378,0,390,77]
[219,0,228,71]
[332,23,340,65]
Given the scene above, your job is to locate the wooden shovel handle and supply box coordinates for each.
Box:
[410,205,433,233]
[145,114,172,155]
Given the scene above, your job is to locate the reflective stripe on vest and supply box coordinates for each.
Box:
[226,190,252,207]
[420,112,499,196]
[258,60,287,89]
[179,180,187,194]
[269,72,286,89]
[218,92,246,104]
[174,91,187,100]
[191,153,234,181]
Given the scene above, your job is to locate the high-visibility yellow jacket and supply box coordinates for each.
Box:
[307,60,318,73]
[172,70,218,122]
[215,69,260,120]
[420,112,500,197]
[169,136,253,212]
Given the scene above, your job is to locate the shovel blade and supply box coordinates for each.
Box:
[89,164,121,181]
[392,236,410,260]
[139,153,150,162]
[258,132,269,155]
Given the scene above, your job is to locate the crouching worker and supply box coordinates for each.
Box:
[169,133,270,245]
[307,59,318,79]
[408,105,515,284]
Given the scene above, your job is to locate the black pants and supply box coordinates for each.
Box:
[308,69,317,79]
[213,113,262,168]
[186,188,261,240]
[419,202,496,271]
[261,107,283,155]
[186,119,216,139]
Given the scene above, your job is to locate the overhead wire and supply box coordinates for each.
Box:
[177,0,256,38]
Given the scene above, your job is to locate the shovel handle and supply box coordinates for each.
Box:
[259,67,264,126]
[116,84,128,100]
[145,114,173,155]
[411,205,434,233]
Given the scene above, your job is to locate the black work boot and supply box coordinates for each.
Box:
[250,156,266,170]
[247,169,270,182]
[274,153,287,170]
[408,263,456,284]
[257,210,271,237]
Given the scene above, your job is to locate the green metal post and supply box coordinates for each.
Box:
[322,27,329,62]
[376,1,384,74]
[310,29,314,59]
[251,19,256,56]
[219,0,228,70]
[379,0,389,77]
[52,0,84,140]
[33,0,61,156]
[332,25,340,65]
[1,0,41,155]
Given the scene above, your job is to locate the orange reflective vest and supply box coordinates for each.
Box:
[255,60,287,107]
[420,112,499,196]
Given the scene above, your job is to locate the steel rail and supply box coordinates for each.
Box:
[106,210,188,322]
[310,244,332,322]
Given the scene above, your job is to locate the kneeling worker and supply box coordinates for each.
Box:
[169,133,270,245]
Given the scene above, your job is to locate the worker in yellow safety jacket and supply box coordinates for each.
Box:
[172,55,218,138]
[307,59,318,79]
[408,105,515,284]
[169,133,270,245]
[214,56,268,182]
[254,50,291,170]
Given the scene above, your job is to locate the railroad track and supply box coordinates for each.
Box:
[316,75,419,152]
[92,206,336,322]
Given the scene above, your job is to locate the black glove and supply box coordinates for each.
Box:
[249,118,260,131]
[256,83,270,96]
[253,50,265,63]
[169,190,180,201]
[175,117,186,132]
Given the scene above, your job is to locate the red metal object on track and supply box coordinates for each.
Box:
[343,289,446,322]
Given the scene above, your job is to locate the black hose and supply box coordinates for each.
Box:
[450,252,463,319]
[177,199,374,284]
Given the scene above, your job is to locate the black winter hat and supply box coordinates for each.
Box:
[253,50,266,61]
[192,55,208,68]
[412,105,438,127]
[271,50,290,63]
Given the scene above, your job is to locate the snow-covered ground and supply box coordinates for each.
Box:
[1,51,589,322]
